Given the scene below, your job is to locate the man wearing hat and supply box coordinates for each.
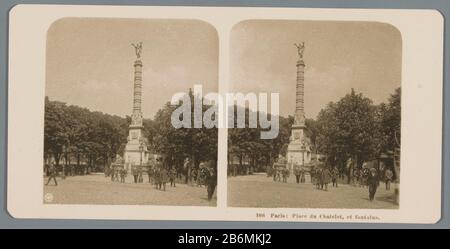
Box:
[367,168,379,201]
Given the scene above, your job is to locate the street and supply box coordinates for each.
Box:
[44,174,216,206]
[228,173,398,209]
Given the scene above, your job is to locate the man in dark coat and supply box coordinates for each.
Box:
[131,166,139,184]
[120,168,127,183]
[110,166,115,181]
[300,168,306,183]
[206,165,217,201]
[154,156,167,190]
[205,160,217,201]
[368,168,379,201]
[331,167,339,187]
[282,168,289,183]
[321,168,331,191]
[169,168,177,187]
[384,168,393,190]
[159,167,168,191]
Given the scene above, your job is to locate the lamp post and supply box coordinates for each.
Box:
[301,142,306,167]
[139,144,143,167]
[301,143,307,182]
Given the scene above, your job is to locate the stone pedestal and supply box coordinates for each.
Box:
[124,126,149,171]
[286,124,312,171]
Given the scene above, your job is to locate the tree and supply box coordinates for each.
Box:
[316,89,379,179]
[44,97,128,173]
[227,106,292,174]
[379,87,401,152]
[44,97,68,167]
[149,89,218,183]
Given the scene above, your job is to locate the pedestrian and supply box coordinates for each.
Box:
[197,165,208,187]
[110,167,114,181]
[120,168,126,183]
[115,168,120,182]
[316,168,323,189]
[159,167,168,191]
[331,167,339,187]
[131,166,138,184]
[110,166,115,181]
[311,168,318,188]
[352,168,359,186]
[154,157,167,190]
[191,168,198,186]
[368,168,379,201]
[45,162,58,186]
[148,165,154,184]
[360,167,370,188]
[206,165,217,201]
[169,167,177,187]
[300,168,305,183]
[321,168,331,191]
[109,166,115,181]
[294,165,300,184]
[385,168,393,190]
[282,168,289,183]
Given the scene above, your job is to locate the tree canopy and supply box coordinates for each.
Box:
[315,88,401,171]
[227,87,401,174]
[45,86,400,177]
[44,88,218,176]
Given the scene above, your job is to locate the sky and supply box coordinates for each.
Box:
[229,20,402,119]
[46,19,401,120]
[46,18,218,119]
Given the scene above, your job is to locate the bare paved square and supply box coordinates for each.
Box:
[228,173,398,209]
[44,174,216,206]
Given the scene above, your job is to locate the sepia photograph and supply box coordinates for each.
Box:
[43,18,219,206]
[6,4,443,224]
[227,20,402,209]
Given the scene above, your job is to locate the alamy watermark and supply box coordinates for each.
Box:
[170,85,279,139]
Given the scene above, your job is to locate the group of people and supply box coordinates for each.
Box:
[110,167,128,183]
[314,164,393,201]
[272,167,290,183]
[269,156,396,202]
[108,156,176,191]
[146,157,176,191]
[271,156,290,183]
[106,156,217,201]
[293,166,306,184]
[310,167,339,191]
[351,167,394,191]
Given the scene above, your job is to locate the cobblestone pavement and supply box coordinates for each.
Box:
[44,174,216,206]
[228,173,398,209]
